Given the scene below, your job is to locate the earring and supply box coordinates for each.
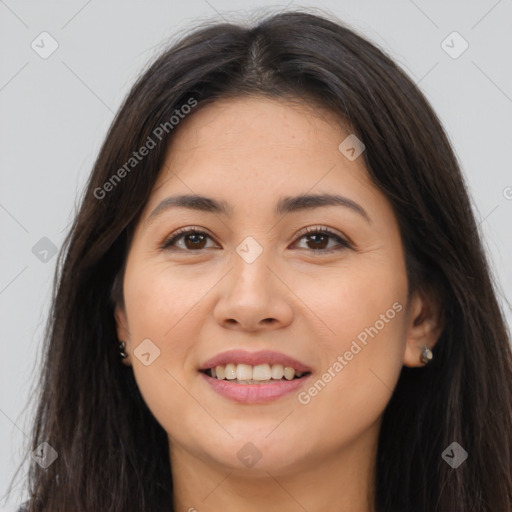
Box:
[118,341,128,359]
[420,345,433,365]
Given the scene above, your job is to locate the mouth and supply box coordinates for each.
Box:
[198,350,312,403]
[199,363,311,384]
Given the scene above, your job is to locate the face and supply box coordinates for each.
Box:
[115,96,431,476]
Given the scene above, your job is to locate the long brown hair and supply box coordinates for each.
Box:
[10,9,512,511]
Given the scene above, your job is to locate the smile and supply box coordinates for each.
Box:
[198,349,312,403]
[201,363,309,383]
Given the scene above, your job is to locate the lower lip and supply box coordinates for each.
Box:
[200,372,311,404]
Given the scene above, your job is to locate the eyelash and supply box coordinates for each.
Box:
[159,225,352,254]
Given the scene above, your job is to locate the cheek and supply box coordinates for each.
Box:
[123,259,215,341]
[122,262,208,429]
[295,252,408,435]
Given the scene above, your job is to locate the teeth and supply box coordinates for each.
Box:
[283,366,295,380]
[271,364,284,379]
[253,363,271,380]
[236,364,253,381]
[207,363,308,382]
[224,363,237,380]
[215,365,225,379]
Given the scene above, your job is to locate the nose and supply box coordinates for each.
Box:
[212,249,294,332]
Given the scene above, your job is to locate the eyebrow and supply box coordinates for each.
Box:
[145,193,371,226]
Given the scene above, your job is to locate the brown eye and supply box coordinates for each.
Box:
[303,233,329,250]
[181,232,208,250]
[161,226,351,253]
[161,229,215,251]
[293,227,351,253]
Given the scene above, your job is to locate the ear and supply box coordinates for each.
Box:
[403,289,443,367]
[114,304,132,366]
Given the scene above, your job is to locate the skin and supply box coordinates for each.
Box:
[115,96,442,512]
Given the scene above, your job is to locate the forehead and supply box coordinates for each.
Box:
[164,96,350,157]
[149,96,374,203]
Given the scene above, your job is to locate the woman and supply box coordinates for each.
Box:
[10,9,512,512]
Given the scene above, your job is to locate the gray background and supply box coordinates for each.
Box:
[1,0,511,509]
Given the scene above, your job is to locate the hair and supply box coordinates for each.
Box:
[8,8,512,512]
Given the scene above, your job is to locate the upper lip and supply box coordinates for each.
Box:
[199,349,312,373]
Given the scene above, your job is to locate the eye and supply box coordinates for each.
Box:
[160,225,351,253]
[292,226,351,253]
[160,227,217,251]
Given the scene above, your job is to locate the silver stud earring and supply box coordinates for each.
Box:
[118,341,128,359]
[420,345,433,365]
